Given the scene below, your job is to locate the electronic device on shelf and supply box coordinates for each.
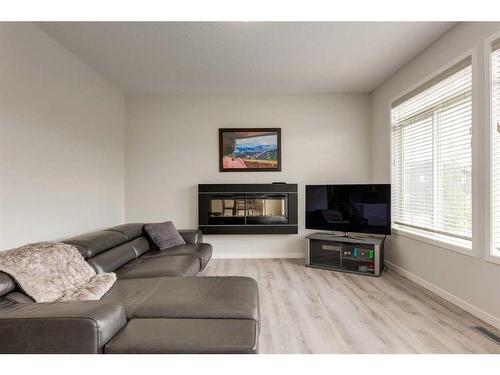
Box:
[305,184,391,235]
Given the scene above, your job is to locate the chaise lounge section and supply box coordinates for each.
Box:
[0,223,260,354]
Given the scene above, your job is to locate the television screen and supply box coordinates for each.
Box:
[305,184,391,235]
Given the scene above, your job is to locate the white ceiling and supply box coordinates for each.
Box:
[37,22,455,94]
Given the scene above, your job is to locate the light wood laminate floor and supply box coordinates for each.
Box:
[200,258,500,354]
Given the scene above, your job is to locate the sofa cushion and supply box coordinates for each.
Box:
[102,276,259,321]
[178,229,203,245]
[3,291,35,304]
[114,255,199,280]
[0,272,15,297]
[128,237,150,257]
[63,231,127,258]
[142,243,212,271]
[105,223,144,240]
[87,242,137,274]
[101,277,162,318]
[0,299,126,353]
[105,318,258,354]
[144,221,185,250]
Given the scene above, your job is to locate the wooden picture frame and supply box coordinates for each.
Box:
[219,128,281,172]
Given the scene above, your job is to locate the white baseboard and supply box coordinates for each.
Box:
[386,261,500,330]
[213,252,304,259]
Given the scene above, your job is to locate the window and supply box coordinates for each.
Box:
[391,57,472,246]
[490,39,500,258]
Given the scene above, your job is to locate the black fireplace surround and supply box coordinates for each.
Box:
[198,184,298,234]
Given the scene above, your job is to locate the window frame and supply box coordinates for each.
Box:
[485,31,500,265]
[389,51,479,257]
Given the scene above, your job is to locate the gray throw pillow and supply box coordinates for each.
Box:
[144,221,186,250]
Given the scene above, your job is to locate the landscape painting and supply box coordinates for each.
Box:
[219,128,281,172]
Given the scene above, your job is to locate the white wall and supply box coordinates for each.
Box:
[370,22,500,328]
[0,23,125,250]
[125,93,371,257]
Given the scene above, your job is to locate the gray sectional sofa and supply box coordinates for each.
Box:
[0,223,260,354]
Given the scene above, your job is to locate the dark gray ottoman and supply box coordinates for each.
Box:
[105,318,258,354]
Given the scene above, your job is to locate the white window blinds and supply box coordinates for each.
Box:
[391,57,472,243]
[491,39,500,256]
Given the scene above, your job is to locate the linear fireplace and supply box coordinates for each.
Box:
[198,184,298,234]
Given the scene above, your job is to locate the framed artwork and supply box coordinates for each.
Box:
[219,128,281,172]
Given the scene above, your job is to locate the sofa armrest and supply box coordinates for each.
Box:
[178,229,203,244]
[0,300,126,353]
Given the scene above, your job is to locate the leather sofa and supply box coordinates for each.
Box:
[0,223,260,354]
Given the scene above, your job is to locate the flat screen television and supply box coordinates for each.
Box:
[305,184,391,235]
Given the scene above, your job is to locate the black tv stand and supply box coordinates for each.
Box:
[306,232,385,277]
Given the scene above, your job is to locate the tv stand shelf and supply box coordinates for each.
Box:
[306,233,385,277]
